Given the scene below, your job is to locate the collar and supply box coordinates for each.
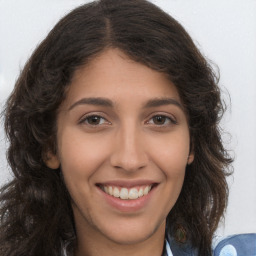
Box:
[166,233,197,256]
[165,239,173,256]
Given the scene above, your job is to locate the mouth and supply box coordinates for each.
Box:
[97,183,158,200]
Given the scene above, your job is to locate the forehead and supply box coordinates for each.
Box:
[62,48,181,109]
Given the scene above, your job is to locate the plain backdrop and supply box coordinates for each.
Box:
[0,0,256,238]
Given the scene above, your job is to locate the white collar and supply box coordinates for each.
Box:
[166,239,173,256]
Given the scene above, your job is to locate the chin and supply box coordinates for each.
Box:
[98,218,165,245]
[104,229,154,245]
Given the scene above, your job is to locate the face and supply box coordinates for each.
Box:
[47,49,193,247]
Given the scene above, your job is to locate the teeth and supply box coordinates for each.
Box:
[108,186,113,196]
[144,186,149,195]
[138,188,144,197]
[102,185,152,200]
[129,188,139,199]
[113,187,119,197]
[120,188,128,199]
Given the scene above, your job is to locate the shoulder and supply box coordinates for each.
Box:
[213,233,256,256]
[167,233,256,256]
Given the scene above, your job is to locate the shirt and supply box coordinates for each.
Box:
[63,233,256,256]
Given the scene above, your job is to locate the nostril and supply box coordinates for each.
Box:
[110,157,148,172]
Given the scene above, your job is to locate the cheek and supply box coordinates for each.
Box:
[57,130,113,211]
[148,131,190,176]
[57,128,112,180]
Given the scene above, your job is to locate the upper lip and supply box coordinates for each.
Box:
[96,180,158,188]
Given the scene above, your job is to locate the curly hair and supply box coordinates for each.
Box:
[0,0,232,255]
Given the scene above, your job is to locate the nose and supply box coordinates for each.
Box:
[110,125,148,172]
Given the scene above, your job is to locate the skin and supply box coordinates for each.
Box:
[47,49,194,256]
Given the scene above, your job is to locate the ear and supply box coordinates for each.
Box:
[187,152,194,165]
[44,151,60,169]
[187,139,194,165]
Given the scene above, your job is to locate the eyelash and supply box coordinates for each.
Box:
[79,114,177,127]
[146,114,177,126]
[79,114,110,126]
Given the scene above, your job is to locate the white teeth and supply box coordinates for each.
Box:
[128,188,139,199]
[102,185,153,200]
[138,188,144,197]
[144,186,149,195]
[113,187,120,197]
[108,186,113,196]
[120,188,129,199]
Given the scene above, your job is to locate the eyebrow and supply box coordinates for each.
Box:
[143,98,183,109]
[68,97,113,111]
[68,97,183,111]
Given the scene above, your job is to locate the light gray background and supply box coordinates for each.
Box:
[0,0,256,238]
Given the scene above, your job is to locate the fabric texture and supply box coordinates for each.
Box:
[213,233,256,256]
[167,233,256,256]
[62,233,256,255]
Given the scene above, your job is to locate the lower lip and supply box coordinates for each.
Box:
[97,186,157,213]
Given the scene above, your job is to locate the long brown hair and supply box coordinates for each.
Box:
[0,0,232,255]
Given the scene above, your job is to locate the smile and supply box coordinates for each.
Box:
[99,184,154,200]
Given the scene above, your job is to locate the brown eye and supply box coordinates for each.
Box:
[87,116,102,125]
[152,116,167,125]
[147,115,177,127]
[80,115,108,126]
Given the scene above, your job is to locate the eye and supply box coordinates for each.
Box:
[147,115,177,126]
[79,115,110,126]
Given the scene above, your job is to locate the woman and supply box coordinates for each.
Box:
[0,0,246,255]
